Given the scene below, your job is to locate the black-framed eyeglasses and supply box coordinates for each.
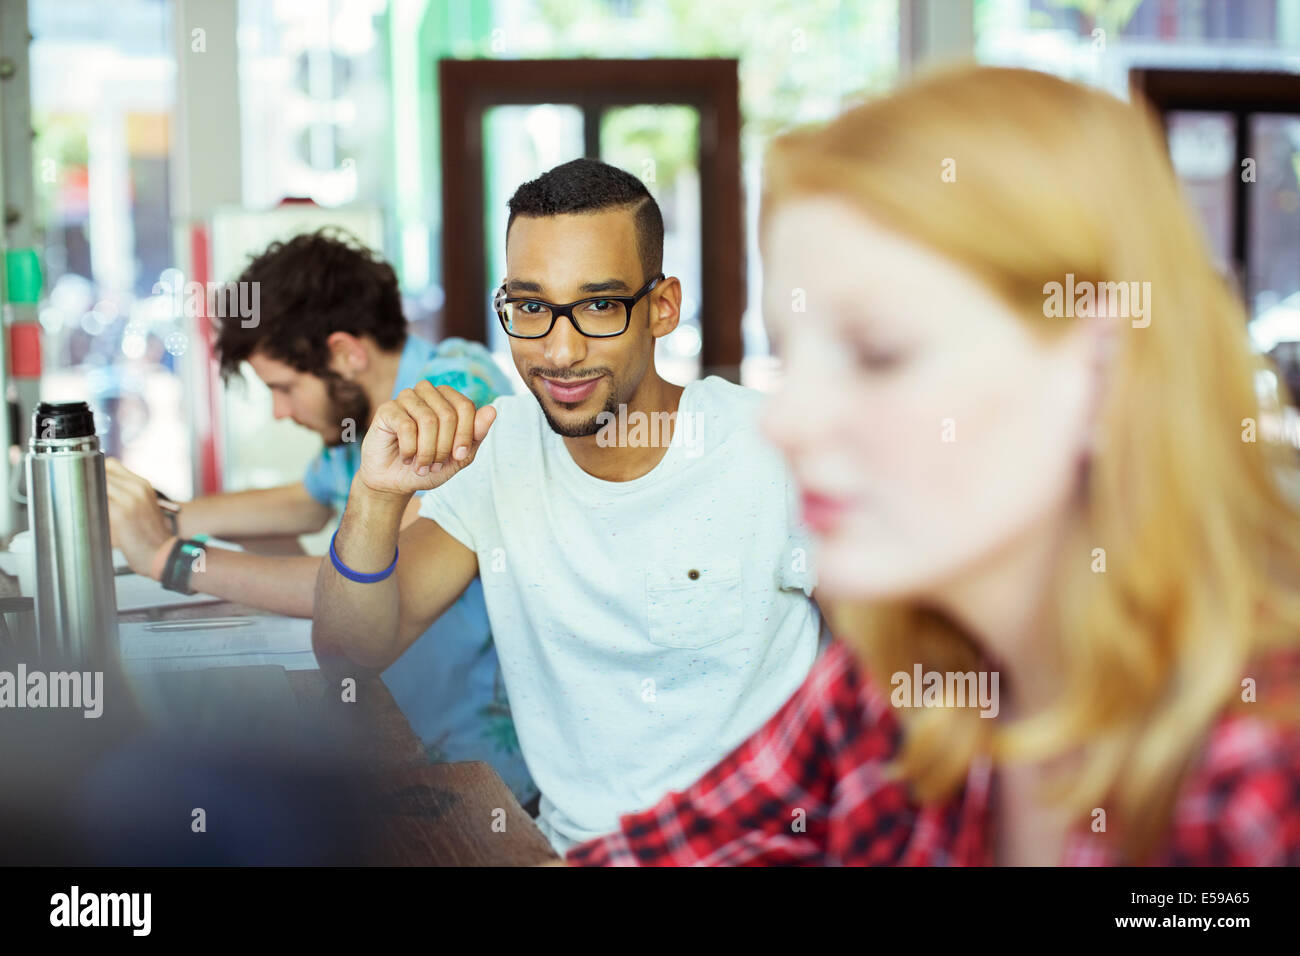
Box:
[493,273,665,339]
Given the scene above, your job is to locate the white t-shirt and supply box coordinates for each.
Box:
[417,375,822,852]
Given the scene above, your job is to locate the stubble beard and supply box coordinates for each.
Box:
[527,369,625,439]
[322,374,371,448]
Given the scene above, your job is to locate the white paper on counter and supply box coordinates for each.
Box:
[119,615,317,672]
[115,573,226,612]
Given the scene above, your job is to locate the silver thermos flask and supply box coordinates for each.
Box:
[26,401,119,666]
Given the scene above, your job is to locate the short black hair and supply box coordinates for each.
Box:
[213,227,405,381]
[506,158,664,282]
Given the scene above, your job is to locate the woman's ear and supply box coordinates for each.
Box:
[1081,309,1122,458]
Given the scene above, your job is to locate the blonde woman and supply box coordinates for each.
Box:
[565,65,1300,866]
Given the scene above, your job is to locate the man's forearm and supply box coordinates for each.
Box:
[178,487,333,539]
[311,485,408,669]
[182,549,322,617]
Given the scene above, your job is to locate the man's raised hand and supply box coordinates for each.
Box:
[357,381,496,498]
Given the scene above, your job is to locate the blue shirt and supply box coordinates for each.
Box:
[304,335,536,804]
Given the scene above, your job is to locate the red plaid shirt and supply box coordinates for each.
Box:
[566,640,1300,866]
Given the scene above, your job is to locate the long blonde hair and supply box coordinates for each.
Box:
[762,64,1300,860]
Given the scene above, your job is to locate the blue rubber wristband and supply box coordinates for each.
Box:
[329,530,398,583]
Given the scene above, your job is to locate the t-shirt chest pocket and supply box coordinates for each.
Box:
[644,556,744,649]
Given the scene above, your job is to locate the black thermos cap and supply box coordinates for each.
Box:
[33,401,97,440]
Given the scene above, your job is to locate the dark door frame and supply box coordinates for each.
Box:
[438,58,744,378]
[1131,68,1300,299]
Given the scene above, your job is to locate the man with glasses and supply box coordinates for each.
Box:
[313,158,823,853]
